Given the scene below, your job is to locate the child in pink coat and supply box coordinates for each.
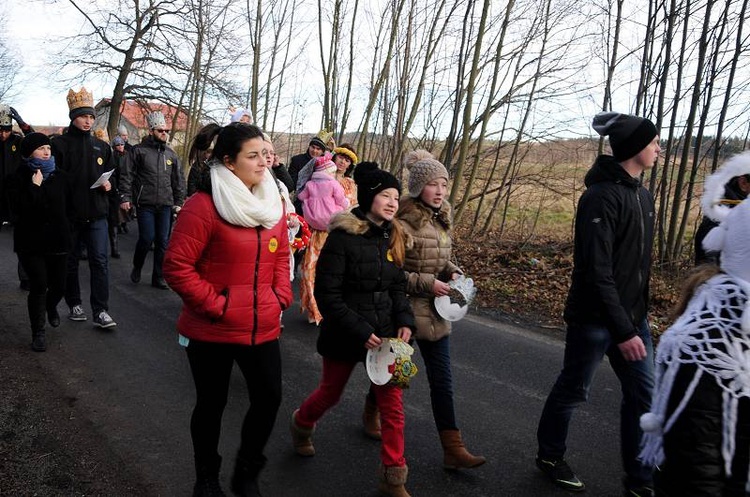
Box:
[298,154,349,230]
[298,153,350,324]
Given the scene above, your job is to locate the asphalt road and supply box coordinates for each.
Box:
[0,226,628,497]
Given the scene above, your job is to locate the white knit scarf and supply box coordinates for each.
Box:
[209,159,283,228]
[639,273,750,490]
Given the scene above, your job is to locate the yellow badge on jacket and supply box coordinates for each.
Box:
[97,157,103,165]
[268,237,278,253]
[11,145,16,152]
[386,249,393,262]
[167,159,173,166]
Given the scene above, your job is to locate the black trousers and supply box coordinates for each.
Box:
[18,252,67,330]
[186,338,282,466]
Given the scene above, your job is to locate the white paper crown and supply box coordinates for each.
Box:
[147,111,167,129]
[0,104,10,127]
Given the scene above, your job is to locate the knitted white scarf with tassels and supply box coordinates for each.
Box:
[209,160,283,228]
[639,273,750,490]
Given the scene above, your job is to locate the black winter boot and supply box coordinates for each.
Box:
[193,455,226,497]
[231,453,266,497]
[28,293,47,352]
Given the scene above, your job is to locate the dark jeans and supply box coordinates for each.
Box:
[186,338,282,466]
[66,218,109,313]
[18,252,67,330]
[417,336,458,431]
[537,319,655,488]
[133,205,172,281]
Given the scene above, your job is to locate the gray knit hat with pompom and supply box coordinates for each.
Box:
[404,150,449,198]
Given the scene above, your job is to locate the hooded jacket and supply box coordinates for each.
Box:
[163,174,292,346]
[50,125,114,222]
[297,170,349,230]
[120,135,185,207]
[563,154,655,343]
[314,208,415,363]
[398,197,460,341]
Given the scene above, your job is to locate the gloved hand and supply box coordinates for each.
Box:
[9,107,25,126]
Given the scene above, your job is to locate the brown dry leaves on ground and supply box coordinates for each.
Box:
[453,226,684,336]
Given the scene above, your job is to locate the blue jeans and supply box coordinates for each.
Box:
[133,205,172,281]
[417,336,458,431]
[66,218,109,314]
[536,319,655,488]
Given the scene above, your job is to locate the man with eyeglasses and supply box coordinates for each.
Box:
[119,111,185,290]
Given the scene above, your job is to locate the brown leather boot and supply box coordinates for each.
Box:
[363,397,382,440]
[377,465,411,497]
[439,429,486,469]
[290,409,315,456]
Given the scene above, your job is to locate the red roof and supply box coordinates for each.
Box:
[96,99,189,131]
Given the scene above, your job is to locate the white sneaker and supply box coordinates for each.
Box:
[68,305,87,321]
[93,310,117,329]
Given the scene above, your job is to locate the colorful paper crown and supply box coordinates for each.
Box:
[66,87,94,111]
[0,104,11,127]
[366,338,418,389]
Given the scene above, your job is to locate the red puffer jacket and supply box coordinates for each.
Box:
[163,191,292,346]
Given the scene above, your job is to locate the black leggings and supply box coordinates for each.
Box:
[186,338,282,465]
[18,252,67,329]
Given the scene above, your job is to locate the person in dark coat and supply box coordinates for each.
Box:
[289,162,416,497]
[287,134,326,191]
[12,133,71,352]
[119,111,185,289]
[694,174,750,265]
[1,105,35,289]
[186,122,221,198]
[0,104,34,226]
[640,152,750,496]
[536,112,661,496]
[51,87,117,329]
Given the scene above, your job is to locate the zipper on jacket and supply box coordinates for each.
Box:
[252,226,261,345]
[635,189,645,291]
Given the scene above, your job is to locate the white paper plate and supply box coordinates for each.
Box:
[366,344,396,385]
[434,295,469,321]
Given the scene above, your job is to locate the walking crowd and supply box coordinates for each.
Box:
[3,88,750,497]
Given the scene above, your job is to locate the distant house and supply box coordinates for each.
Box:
[94,99,190,147]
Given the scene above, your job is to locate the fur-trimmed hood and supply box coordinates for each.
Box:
[397,197,452,231]
[328,207,393,237]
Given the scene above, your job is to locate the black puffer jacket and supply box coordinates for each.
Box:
[50,125,114,222]
[120,135,185,207]
[656,364,750,496]
[563,154,655,343]
[12,165,72,255]
[314,208,415,363]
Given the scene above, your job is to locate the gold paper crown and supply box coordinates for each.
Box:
[67,87,94,111]
[316,129,335,148]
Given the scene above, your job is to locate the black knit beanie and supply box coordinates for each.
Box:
[20,132,51,158]
[354,161,401,212]
[592,112,658,162]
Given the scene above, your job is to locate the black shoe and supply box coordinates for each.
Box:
[130,267,141,283]
[31,331,46,352]
[19,280,30,291]
[48,307,60,328]
[151,278,169,290]
[625,485,654,497]
[536,457,585,492]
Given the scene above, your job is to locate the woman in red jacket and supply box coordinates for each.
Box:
[164,122,292,497]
